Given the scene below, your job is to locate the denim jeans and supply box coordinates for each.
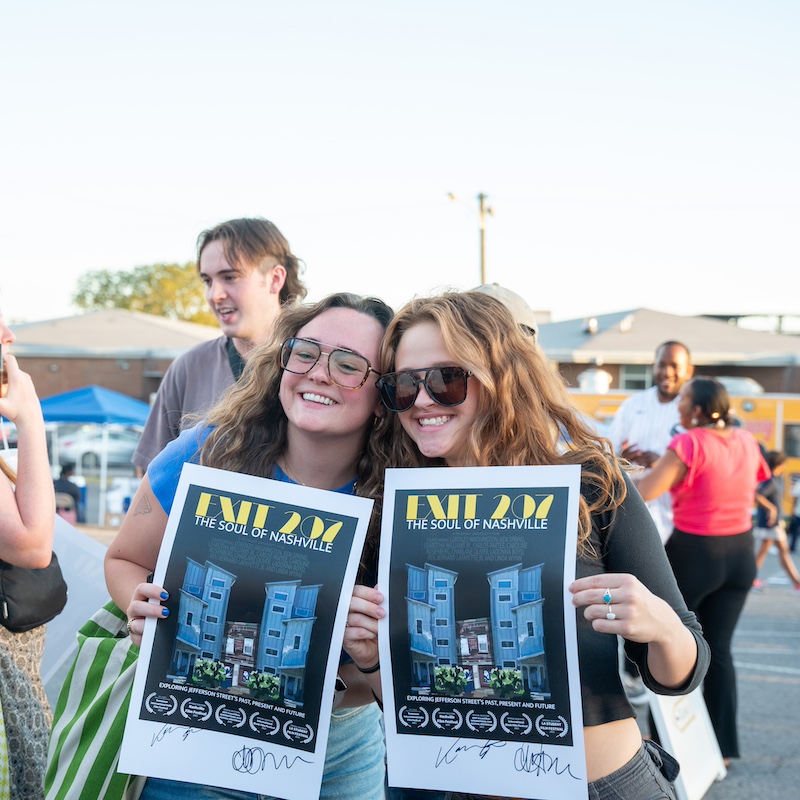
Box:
[140,703,386,800]
[587,741,679,800]
[445,741,680,800]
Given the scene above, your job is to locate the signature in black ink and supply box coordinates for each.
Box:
[150,724,202,746]
[435,739,507,767]
[231,746,313,774]
[514,743,579,780]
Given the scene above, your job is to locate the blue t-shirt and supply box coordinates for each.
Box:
[148,423,357,514]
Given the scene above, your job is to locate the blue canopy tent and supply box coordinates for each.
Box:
[40,386,150,525]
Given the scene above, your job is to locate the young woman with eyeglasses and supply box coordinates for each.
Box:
[346,292,711,800]
[105,292,393,800]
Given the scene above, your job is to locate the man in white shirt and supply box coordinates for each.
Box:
[610,341,694,543]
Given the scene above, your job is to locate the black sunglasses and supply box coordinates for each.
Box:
[376,367,472,412]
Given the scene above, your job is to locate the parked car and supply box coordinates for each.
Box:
[58,426,141,470]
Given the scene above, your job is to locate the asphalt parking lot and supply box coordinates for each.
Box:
[702,549,800,800]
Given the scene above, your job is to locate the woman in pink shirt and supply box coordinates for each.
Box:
[636,376,770,765]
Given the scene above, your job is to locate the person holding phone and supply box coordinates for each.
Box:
[0,310,57,799]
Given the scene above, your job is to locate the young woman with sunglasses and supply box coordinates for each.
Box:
[347,292,710,800]
[105,292,392,800]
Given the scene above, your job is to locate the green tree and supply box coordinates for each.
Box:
[72,262,215,325]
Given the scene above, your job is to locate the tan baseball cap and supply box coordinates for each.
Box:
[470,283,538,340]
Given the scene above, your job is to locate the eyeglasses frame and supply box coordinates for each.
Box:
[280,337,379,390]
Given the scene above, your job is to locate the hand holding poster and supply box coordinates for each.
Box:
[379,465,586,800]
[120,463,374,800]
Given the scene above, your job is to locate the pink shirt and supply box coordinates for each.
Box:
[668,427,770,536]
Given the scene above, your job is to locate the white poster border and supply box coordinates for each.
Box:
[379,464,586,800]
[120,462,373,800]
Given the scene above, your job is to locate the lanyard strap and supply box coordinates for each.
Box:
[226,338,246,381]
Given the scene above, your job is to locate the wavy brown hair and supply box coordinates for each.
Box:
[373,291,628,547]
[196,217,307,304]
[195,292,393,576]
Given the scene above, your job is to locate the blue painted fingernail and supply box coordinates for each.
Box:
[160,591,169,600]
[161,608,170,617]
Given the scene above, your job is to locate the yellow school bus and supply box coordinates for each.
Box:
[569,390,800,515]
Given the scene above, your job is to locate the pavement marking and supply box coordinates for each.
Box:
[734,661,800,676]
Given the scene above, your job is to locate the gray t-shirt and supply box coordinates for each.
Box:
[132,337,235,470]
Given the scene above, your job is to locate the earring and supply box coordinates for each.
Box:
[690,417,698,427]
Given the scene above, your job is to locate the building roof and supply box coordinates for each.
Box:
[539,308,800,366]
[12,309,220,358]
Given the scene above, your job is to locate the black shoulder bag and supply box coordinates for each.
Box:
[0,459,68,632]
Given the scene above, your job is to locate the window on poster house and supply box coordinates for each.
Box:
[498,593,512,602]
[202,651,214,659]
[274,591,289,601]
[293,636,302,650]
[503,660,515,668]
[206,615,219,624]
[265,648,278,657]
[435,618,448,627]
[243,639,254,656]
[499,620,513,628]
[435,592,447,601]
[268,628,281,638]
[209,591,223,600]
[501,640,514,649]
[478,634,489,653]
[416,619,423,634]
[438,658,451,665]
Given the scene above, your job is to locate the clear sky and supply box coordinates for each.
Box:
[2,1,797,329]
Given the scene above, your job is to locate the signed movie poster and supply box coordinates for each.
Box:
[120,463,373,800]
[379,465,587,800]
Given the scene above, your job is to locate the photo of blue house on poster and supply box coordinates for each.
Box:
[169,557,320,706]
[406,561,549,700]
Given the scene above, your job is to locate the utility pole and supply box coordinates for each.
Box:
[448,191,494,284]
[477,192,492,284]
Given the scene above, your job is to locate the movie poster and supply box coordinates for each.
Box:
[379,465,587,800]
[120,463,373,800]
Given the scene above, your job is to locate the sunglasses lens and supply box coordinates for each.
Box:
[379,373,416,411]
[379,367,468,412]
[427,367,468,406]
